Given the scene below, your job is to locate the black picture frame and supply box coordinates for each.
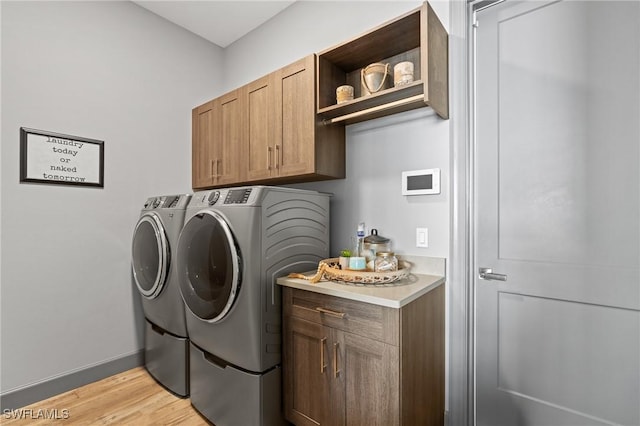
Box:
[20,127,104,188]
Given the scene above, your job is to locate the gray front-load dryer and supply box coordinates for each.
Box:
[177,186,330,426]
[131,194,191,397]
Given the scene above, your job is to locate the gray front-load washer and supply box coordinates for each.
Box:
[131,194,191,397]
[177,186,330,426]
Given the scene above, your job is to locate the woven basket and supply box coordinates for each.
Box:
[289,258,411,285]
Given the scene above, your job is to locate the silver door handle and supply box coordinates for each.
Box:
[479,268,507,281]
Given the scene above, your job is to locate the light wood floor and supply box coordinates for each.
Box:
[2,367,212,425]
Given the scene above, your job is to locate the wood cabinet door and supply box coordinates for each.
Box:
[217,88,246,185]
[192,100,217,189]
[277,55,316,177]
[334,330,400,426]
[284,316,333,426]
[246,74,275,181]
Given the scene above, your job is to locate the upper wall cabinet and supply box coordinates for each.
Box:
[246,55,345,185]
[192,89,247,189]
[193,55,345,190]
[317,1,448,125]
[192,2,446,189]
[192,100,215,189]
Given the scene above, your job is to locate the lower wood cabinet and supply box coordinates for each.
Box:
[283,285,444,426]
[285,316,334,425]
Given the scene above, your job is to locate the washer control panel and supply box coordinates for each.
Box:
[142,194,191,210]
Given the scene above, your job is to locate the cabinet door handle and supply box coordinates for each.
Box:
[315,307,347,319]
[333,342,340,378]
[267,147,272,170]
[275,144,280,169]
[320,337,327,373]
[211,159,220,178]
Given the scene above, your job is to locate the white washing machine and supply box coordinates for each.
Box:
[177,186,330,426]
[131,194,191,397]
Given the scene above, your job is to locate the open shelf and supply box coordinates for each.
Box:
[319,80,425,124]
[316,1,448,124]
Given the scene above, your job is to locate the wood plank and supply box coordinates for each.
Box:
[425,1,449,119]
[317,7,421,70]
[1,367,211,425]
[400,283,445,426]
[279,55,316,177]
[246,74,275,181]
[218,87,247,185]
[338,330,400,426]
[192,101,215,189]
[283,316,332,425]
[287,288,399,346]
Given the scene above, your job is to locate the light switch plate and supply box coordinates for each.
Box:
[416,228,428,248]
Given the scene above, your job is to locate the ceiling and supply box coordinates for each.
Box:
[133,1,297,48]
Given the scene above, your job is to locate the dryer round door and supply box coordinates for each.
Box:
[177,210,241,323]
[132,212,169,299]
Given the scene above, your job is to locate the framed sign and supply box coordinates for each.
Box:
[20,127,104,188]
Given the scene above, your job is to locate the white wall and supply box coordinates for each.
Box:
[1,0,452,401]
[0,1,222,394]
[223,0,451,259]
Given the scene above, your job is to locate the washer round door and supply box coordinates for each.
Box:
[177,210,242,322]
[132,212,169,299]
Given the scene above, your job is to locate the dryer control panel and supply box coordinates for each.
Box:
[207,191,220,205]
[192,188,255,207]
[224,188,252,204]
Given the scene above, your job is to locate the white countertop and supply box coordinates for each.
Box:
[277,272,445,309]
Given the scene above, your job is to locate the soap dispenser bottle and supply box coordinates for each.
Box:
[356,222,366,257]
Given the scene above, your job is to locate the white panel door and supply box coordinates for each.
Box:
[475,1,640,425]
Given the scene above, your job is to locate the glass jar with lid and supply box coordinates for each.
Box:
[362,229,391,262]
[374,251,398,272]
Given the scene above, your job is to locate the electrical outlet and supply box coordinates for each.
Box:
[416,228,428,248]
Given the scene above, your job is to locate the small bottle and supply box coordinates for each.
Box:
[356,222,366,257]
[374,251,398,272]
